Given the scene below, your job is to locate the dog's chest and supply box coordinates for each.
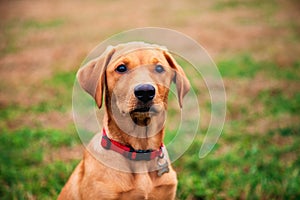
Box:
[114,172,176,200]
[115,173,153,199]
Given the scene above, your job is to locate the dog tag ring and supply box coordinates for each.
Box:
[157,153,169,177]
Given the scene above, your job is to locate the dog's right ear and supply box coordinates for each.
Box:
[77,46,115,108]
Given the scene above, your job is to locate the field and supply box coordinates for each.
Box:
[0,0,299,199]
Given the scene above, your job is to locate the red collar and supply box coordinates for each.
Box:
[101,129,163,161]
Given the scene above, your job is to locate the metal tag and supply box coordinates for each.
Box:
[157,160,169,176]
[157,152,169,176]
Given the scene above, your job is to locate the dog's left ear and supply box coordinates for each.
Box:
[164,51,190,108]
[77,46,115,108]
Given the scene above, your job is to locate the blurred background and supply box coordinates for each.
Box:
[0,0,299,199]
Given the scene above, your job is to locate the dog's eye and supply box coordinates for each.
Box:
[115,64,127,73]
[155,65,165,73]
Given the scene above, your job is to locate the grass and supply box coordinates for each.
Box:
[175,53,300,199]
[0,0,299,198]
[1,52,299,199]
[0,127,80,199]
[217,54,300,80]
[258,89,300,115]
[0,69,80,198]
[175,125,300,199]
[213,0,278,12]
[22,19,65,30]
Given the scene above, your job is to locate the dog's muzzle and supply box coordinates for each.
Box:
[129,84,157,126]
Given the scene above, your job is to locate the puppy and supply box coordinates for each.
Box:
[58,42,190,200]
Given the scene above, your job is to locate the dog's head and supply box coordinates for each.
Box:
[77,42,190,128]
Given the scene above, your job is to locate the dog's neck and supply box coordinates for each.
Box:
[103,112,164,151]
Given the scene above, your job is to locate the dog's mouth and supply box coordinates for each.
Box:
[129,105,161,126]
[130,111,151,126]
[130,104,161,114]
[131,107,151,113]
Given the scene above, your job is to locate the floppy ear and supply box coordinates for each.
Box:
[164,51,190,108]
[77,46,115,108]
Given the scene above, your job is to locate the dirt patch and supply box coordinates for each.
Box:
[5,110,73,131]
[44,145,83,163]
[1,0,299,78]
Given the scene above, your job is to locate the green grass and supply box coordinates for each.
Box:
[217,55,262,78]
[40,70,77,112]
[1,56,300,199]
[217,54,300,80]
[0,127,80,199]
[258,89,300,115]
[175,125,300,199]
[0,52,299,199]
[27,70,76,113]
[172,52,300,199]
[22,19,65,30]
[213,0,278,12]
[0,69,79,198]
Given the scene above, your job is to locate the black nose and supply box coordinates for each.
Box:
[134,84,155,103]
